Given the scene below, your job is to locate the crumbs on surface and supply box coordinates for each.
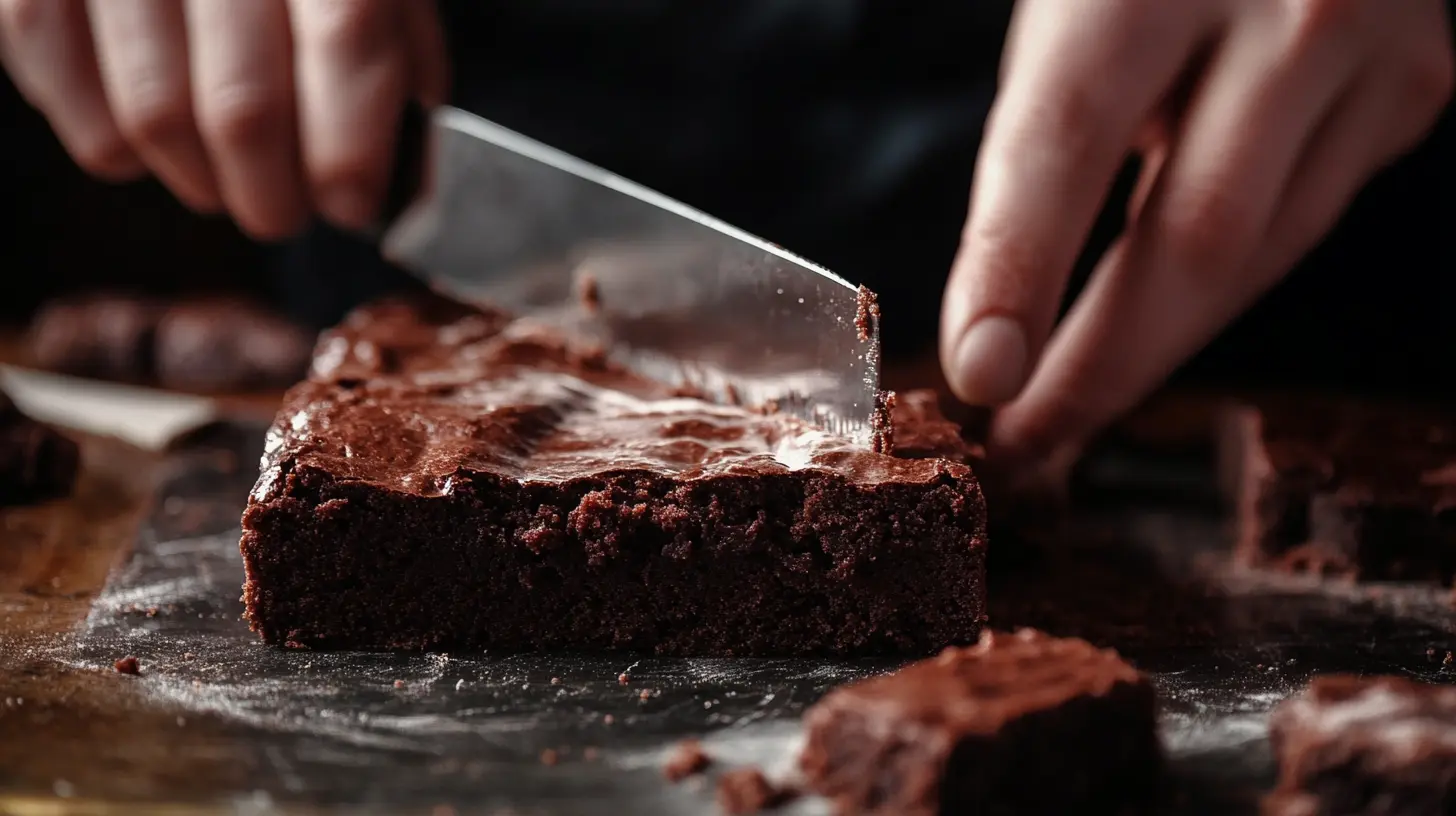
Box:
[663,739,711,782]
[540,748,560,766]
[871,390,898,455]
[717,767,795,814]
[113,656,140,675]
[854,285,881,343]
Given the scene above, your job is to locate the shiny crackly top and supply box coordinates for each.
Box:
[252,297,978,499]
[806,629,1145,735]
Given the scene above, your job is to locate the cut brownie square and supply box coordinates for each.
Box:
[1268,674,1456,815]
[798,629,1164,815]
[1220,398,1456,582]
[240,297,987,655]
[0,389,80,507]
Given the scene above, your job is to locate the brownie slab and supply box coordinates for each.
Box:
[1268,675,1456,815]
[798,629,1163,815]
[240,297,987,655]
[1220,399,1456,583]
[0,389,80,507]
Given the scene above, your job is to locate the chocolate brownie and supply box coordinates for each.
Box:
[1220,399,1456,583]
[799,629,1163,815]
[240,296,987,655]
[0,389,80,507]
[28,294,314,392]
[1268,675,1456,815]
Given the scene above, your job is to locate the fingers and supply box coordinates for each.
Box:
[86,0,221,210]
[403,0,448,108]
[0,0,143,179]
[288,0,412,230]
[940,0,1218,407]
[186,0,308,240]
[989,29,1371,463]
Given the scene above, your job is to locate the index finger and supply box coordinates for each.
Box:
[939,0,1216,406]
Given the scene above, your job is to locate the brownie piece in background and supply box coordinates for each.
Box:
[27,294,315,393]
[0,389,79,506]
[240,296,987,655]
[1220,398,1456,583]
[1268,675,1456,815]
[798,628,1164,816]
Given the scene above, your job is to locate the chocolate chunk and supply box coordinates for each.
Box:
[1220,399,1456,584]
[0,390,80,507]
[240,296,987,655]
[1269,675,1456,815]
[799,629,1163,815]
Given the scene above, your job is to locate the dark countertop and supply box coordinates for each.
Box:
[2,404,1455,815]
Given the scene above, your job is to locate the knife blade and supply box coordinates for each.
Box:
[380,106,881,444]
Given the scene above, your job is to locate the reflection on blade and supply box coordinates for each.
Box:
[382,107,880,444]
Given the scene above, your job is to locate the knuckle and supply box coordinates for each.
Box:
[295,0,392,55]
[198,87,287,151]
[959,218,1050,310]
[1158,186,1259,268]
[0,0,49,37]
[70,135,136,179]
[1284,0,1366,41]
[115,90,193,149]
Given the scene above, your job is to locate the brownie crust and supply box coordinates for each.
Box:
[799,629,1163,815]
[240,297,987,655]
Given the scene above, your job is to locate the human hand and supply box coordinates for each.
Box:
[940,0,1453,465]
[0,0,447,239]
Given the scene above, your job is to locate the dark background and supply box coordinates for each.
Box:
[2,1,1452,395]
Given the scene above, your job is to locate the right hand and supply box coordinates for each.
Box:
[0,0,448,240]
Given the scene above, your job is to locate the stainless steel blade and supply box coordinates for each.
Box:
[382,107,880,443]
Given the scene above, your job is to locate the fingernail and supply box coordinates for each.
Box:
[317,185,377,231]
[952,315,1029,405]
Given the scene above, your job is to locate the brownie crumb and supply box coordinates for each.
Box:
[854,285,880,343]
[393,680,406,689]
[639,689,653,701]
[870,390,897,455]
[603,714,615,725]
[182,652,195,660]
[1445,652,1453,667]
[113,656,140,675]
[663,740,711,781]
[550,676,562,685]
[717,767,793,814]
[618,672,631,685]
[583,747,600,762]
[540,749,559,766]
[576,272,601,314]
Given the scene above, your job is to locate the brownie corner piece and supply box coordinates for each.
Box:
[1220,397,1456,583]
[239,297,987,655]
[798,628,1163,815]
[1268,674,1456,815]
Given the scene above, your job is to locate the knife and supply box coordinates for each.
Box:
[378,106,881,444]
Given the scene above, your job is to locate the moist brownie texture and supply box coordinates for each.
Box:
[799,629,1163,815]
[1268,675,1456,815]
[240,297,987,655]
[0,389,80,507]
[1221,399,1456,583]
